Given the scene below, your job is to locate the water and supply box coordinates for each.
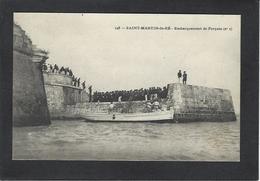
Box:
[13,118,240,161]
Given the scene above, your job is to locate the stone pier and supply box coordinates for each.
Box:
[167,83,236,122]
[58,83,236,122]
[43,72,89,118]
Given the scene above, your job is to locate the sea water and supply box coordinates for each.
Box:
[13,118,240,161]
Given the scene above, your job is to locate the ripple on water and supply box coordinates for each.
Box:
[13,119,240,161]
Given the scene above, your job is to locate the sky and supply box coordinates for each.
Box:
[14,13,240,113]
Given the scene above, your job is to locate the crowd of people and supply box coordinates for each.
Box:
[41,65,188,102]
[42,63,74,76]
[42,63,86,89]
[92,70,188,103]
[92,86,168,102]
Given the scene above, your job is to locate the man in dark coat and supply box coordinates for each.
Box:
[183,71,187,84]
[74,77,77,86]
[82,81,86,89]
[177,70,182,83]
[49,64,53,73]
[54,64,59,73]
[88,86,92,102]
[77,78,80,87]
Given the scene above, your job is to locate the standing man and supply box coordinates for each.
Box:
[77,78,80,87]
[82,81,86,90]
[74,77,77,86]
[183,71,187,84]
[54,64,59,73]
[49,64,53,73]
[108,102,114,114]
[177,70,182,83]
[88,85,92,102]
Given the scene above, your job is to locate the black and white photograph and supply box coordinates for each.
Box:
[12,13,240,161]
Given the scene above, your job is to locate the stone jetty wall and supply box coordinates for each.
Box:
[51,83,236,122]
[167,83,236,122]
[13,24,50,126]
[43,72,89,118]
[52,99,167,119]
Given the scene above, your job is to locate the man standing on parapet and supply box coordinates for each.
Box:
[183,71,187,84]
[177,70,182,83]
[77,78,80,87]
[82,81,86,90]
[88,85,92,102]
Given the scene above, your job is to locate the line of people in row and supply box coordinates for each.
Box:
[42,63,86,89]
[42,63,74,76]
[92,86,168,102]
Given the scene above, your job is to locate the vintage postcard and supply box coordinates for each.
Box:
[12,13,240,161]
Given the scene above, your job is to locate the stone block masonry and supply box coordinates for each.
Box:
[43,72,89,118]
[52,83,236,122]
[13,24,50,126]
[52,101,149,119]
[167,83,236,122]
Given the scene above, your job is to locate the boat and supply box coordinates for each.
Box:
[82,110,175,122]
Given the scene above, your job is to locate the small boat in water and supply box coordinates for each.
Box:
[82,111,174,122]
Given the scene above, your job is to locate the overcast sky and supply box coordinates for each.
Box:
[14,13,240,113]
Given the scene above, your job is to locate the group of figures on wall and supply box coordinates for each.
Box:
[177,70,188,84]
[41,63,188,103]
[92,86,168,102]
[42,63,86,89]
[91,70,189,103]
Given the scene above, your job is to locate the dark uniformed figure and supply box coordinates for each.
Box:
[88,85,92,102]
[64,68,68,75]
[183,71,187,84]
[59,66,64,74]
[82,81,86,89]
[177,70,182,83]
[71,75,75,86]
[49,64,53,73]
[69,69,73,76]
[74,77,77,86]
[54,64,59,73]
[77,78,80,87]
[65,67,70,75]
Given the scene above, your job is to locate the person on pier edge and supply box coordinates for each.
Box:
[177,70,182,83]
[108,102,114,114]
[183,71,187,84]
[77,78,80,87]
[88,85,92,102]
[82,81,86,90]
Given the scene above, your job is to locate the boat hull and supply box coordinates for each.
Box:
[82,111,174,122]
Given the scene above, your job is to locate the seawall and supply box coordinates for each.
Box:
[43,72,89,118]
[56,83,236,122]
[13,24,50,126]
[51,100,165,119]
[167,83,236,122]
[52,83,236,122]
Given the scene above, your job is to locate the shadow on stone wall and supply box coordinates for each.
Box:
[13,23,50,126]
